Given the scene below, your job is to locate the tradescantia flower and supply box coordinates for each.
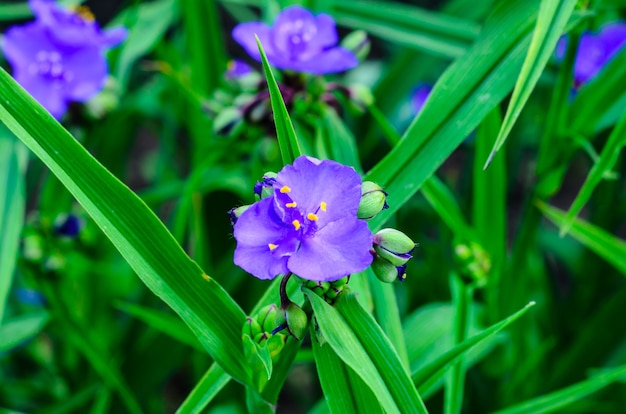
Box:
[1,0,126,119]
[556,22,626,86]
[232,5,358,75]
[233,156,373,281]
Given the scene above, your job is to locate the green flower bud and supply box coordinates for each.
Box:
[340,30,370,61]
[371,256,400,283]
[283,303,308,341]
[330,276,349,289]
[228,205,250,226]
[213,107,242,135]
[22,233,44,262]
[304,280,330,296]
[357,181,388,220]
[266,334,286,359]
[454,241,490,287]
[254,172,277,200]
[255,304,280,333]
[373,228,415,266]
[242,317,263,339]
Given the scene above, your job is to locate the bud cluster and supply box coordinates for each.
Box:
[454,241,490,287]
[371,228,416,283]
[304,276,349,304]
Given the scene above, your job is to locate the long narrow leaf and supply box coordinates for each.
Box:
[537,201,626,275]
[256,38,302,164]
[485,0,577,167]
[0,67,250,384]
[176,365,230,414]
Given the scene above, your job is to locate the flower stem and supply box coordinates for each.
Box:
[279,272,293,309]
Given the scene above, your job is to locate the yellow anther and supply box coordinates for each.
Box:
[268,243,278,251]
[280,185,291,193]
[74,5,95,21]
[286,202,297,208]
[320,201,327,212]
[292,220,301,231]
[307,213,319,221]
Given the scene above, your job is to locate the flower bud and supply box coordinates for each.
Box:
[242,316,263,339]
[373,229,415,266]
[253,172,277,200]
[22,233,44,262]
[54,214,82,238]
[371,256,406,283]
[212,107,242,135]
[304,280,330,296]
[255,304,280,333]
[357,181,388,220]
[283,303,308,341]
[348,84,375,112]
[228,205,250,226]
[454,241,490,287]
[341,30,370,61]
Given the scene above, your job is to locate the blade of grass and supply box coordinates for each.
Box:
[0,67,250,384]
[559,109,626,236]
[413,301,535,388]
[0,312,49,354]
[492,363,626,414]
[536,201,626,275]
[256,37,302,164]
[485,0,577,168]
[0,3,31,21]
[0,130,26,324]
[175,364,230,414]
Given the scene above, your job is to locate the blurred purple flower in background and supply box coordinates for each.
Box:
[233,156,373,281]
[232,6,358,75]
[411,84,432,115]
[226,59,254,79]
[556,22,626,87]
[1,0,126,119]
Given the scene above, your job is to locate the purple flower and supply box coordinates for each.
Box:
[233,156,373,281]
[1,0,126,119]
[411,84,432,115]
[226,59,254,79]
[232,6,358,75]
[556,22,626,86]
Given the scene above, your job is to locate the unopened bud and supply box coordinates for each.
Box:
[341,30,370,61]
[255,304,280,333]
[305,280,330,296]
[228,205,250,226]
[22,233,44,262]
[371,256,406,283]
[283,303,308,341]
[358,181,388,219]
[454,241,490,287]
[373,229,415,266]
[254,172,277,200]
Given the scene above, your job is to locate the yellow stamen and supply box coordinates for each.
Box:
[286,202,297,208]
[268,243,278,251]
[292,220,301,231]
[74,5,95,22]
[280,185,291,193]
[320,201,327,212]
[307,213,319,221]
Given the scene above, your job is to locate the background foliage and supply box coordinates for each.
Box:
[1,0,626,413]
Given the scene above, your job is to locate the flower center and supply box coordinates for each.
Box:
[281,19,316,58]
[29,51,74,84]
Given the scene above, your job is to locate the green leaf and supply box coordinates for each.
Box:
[0,3,31,21]
[256,37,302,164]
[559,109,626,236]
[485,0,577,167]
[320,107,363,172]
[175,365,230,414]
[312,329,381,414]
[0,67,250,384]
[413,301,535,389]
[492,364,626,414]
[536,201,626,275]
[365,0,539,229]
[335,288,429,413]
[306,288,427,414]
[0,312,49,354]
[115,302,204,351]
[333,0,478,58]
[0,130,26,324]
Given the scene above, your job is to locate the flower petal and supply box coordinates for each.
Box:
[275,156,362,228]
[101,27,128,48]
[271,6,318,55]
[1,23,50,67]
[288,217,373,281]
[286,47,358,74]
[232,22,274,62]
[309,13,339,50]
[234,197,294,280]
[14,71,67,119]
[62,46,108,101]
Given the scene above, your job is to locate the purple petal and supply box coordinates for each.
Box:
[14,71,67,119]
[311,14,339,50]
[574,34,606,84]
[288,217,373,281]
[274,157,362,228]
[555,35,568,60]
[234,198,294,280]
[29,0,55,21]
[101,27,128,48]
[271,6,318,56]
[286,47,358,74]
[1,23,49,67]
[232,22,274,62]
[63,46,108,101]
